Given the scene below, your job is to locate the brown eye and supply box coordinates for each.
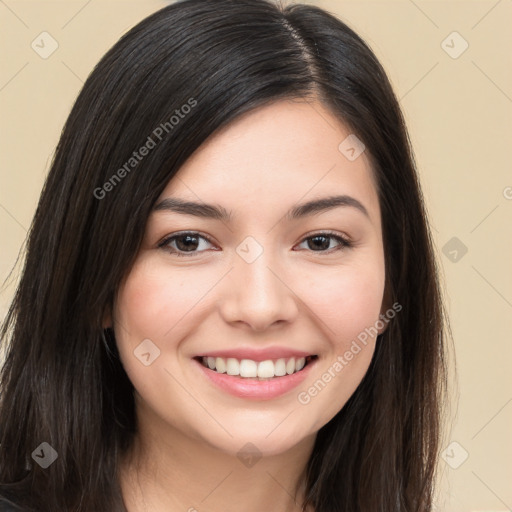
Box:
[159,232,214,257]
[296,232,352,253]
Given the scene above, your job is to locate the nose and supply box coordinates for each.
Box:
[218,249,299,332]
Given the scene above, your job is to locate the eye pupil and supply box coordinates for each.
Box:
[308,235,330,251]
[176,234,199,252]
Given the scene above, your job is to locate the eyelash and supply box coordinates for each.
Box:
[158,230,353,258]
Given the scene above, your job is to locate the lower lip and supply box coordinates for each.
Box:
[193,358,317,400]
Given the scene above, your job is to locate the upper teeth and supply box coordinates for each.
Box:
[201,356,307,378]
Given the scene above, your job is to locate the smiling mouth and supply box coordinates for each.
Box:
[194,355,318,380]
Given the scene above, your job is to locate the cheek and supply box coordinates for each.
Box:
[112,259,216,421]
[298,258,385,346]
[292,257,385,426]
[114,259,214,342]
[112,259,208,389]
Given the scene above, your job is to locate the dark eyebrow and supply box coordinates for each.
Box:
[153,197,232,220]
[153,194,369,221]
[286,194,369,221]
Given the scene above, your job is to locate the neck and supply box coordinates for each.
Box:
[119,396,316,512]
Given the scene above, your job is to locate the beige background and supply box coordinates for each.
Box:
[1,1,511,510]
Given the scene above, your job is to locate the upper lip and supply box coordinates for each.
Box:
[196,347,315,362]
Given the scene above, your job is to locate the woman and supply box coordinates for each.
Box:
[0,0,450,510]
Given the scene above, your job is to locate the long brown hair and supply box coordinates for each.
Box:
[0,0,451,510]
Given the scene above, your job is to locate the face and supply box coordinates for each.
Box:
[112,98,388,457]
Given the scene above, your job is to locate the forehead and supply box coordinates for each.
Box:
[158,99,381,227]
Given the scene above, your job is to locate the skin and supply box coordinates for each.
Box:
[112,98,389,512]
